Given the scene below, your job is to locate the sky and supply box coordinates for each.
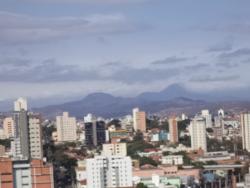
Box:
[0,0,250,103]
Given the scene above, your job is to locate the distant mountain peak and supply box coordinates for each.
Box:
[84,92,116,100]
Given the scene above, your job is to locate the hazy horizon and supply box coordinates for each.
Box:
[1,0,250,101]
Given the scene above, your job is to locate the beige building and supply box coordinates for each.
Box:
[133,108,146,132]
[169,117,179,143]
[56,112,77,142]
[3,117,14,138]
[29,114,43,159]
[241,113,250,152]
[102,143,127,157]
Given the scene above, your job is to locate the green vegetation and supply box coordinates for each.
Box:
[0,139,11,148]
[136,183,148,188]
[179,135,191,147]
[177,119,190,132]
[207,138,242,152]
[107,119,121,129]
[161,120,169,132]
[146,116,160,130]
[206,160,218,165]
[133,156,158,167]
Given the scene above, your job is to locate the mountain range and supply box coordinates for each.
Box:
[1,84,250,118]
[27,84,250,118]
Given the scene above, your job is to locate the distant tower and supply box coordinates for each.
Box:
[201,109,212,128]
[190,116,207,152]
[218,109,225,118]
[168,117,179,143]
[14,97,27,111]
[132,108,146,132]
[241,113,250,152]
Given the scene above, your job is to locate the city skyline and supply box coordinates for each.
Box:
[0,0,250,102]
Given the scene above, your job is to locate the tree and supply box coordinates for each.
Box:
[146,117,159,130]
[206,160,218,165]
[107,119,121,129]
[138,156,158,167]
[179,135,191,147]
[0,139,11,148]
[136,182,148,188]
[178,119,190,132]
[161,120,169,132]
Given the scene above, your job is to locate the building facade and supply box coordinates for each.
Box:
[241,113,250,152]
[86,156,132,188]
[85,119,106,147]
[29,114,43,159]
[133,108,146,132]
[190,117,207,152]
[102,143,127,157]
[168,117,179,143]
[3,117,14,138]
[12,110,30,160]
[56,112,77,142]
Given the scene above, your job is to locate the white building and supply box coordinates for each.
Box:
[133,108,139,131]
[120,115,133,131]
[14,97,28,111]
[75,160,87,188]
[241,113,250,152]
[56,112,77,142]
[218,109,225,118]
[86,156,133,188]
[201,109,212,128]
[102,143,127,157]
[84,113,96,123]
[13,162,32,188]
[190,117,207,152]
[161,155,183,165]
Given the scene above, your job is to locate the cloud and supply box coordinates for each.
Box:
[199,23,250,35]
[218,48,250,59]
[151,56,189,65]
[185,63,210,70]
[23,0,150,4]
[190,75,240,83]
[0,57,31,67]
[0,57,180,83]
[216,62,238,68]
[207,42,233,52]
[0,11,147,44]
[107,66,180,83]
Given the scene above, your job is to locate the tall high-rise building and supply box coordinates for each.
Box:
[168,117,179,143]
[86,156,132,188]
[14,97,27,112]
[12,109,30,160]
[201,109,212,128]
[56,112,77,142]
[12,98,43,160]
[133,108,146,132]
[3,117,14,138]
[190,117,207,152]
[29,114,43,159]
[84,114,106,147]
[241,113,250,152]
